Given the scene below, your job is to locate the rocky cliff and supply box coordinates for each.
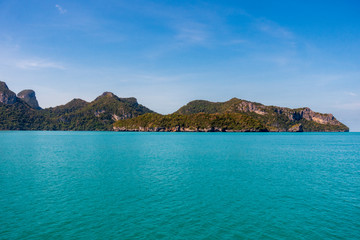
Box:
[0,81,17,104]
[17,89,41,109]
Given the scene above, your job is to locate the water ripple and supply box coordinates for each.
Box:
[1,132,359,239]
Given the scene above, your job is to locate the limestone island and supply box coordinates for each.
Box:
[0,81,349,132]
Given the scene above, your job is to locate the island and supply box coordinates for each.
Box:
[0,81,349,132]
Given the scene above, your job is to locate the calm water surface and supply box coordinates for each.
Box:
[1,132,360,239]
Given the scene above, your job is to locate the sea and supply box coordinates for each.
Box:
[1,132,359,239]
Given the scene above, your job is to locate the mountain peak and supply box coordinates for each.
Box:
[0,81,9,91]
[68,98,88,105]
[0,81,17,105]
[17,89,41,109]
[101,92,117,98]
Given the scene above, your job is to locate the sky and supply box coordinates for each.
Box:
[0,0,359,131]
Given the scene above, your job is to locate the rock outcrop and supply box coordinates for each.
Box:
[234,100,267,115]
[273,107,342,126]
[288,123,303,132]
[17,89,41,109]
[297,107,339,125]
[0,81,17,104]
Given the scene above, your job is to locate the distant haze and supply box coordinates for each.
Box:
[1,1,359,131]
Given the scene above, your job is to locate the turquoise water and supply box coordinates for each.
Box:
[1,132,360,239]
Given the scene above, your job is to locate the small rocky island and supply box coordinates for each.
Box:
[0,81,349,132]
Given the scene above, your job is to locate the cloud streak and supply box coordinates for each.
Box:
[256,19,294,40]
[175,23,209,44]
[55,4,67,14]
[16,59,65,70]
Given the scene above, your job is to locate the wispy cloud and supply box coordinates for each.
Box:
[55,4,67,14]
[113,2,213,45]
[16,59,65,70]
[175,23,209,44]
[0,42,65,70]
[256,19,294,40]
[345,91,357,97]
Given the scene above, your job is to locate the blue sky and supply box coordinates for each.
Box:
[1,0,359,130]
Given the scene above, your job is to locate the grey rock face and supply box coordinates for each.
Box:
[235,101,267,115]
[0,81,17,104]
[299,107,338,125]
[286,107,340,125]
[17,89,41,109]
[288,123,303,132]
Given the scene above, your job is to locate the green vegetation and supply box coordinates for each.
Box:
[298,119,349,132]
[0,93,153,131]
[175,98,264,114]
[0,101,49,130]
[114,112,268,132]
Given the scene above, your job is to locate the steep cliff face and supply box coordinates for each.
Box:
[17,90,41,109]
[0,81,17,105]
[232,100,267,115]
[296,108,340,125]
[271,107,343,126]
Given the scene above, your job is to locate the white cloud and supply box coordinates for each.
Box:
[16,59,65,70]
[55,4,67,14]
